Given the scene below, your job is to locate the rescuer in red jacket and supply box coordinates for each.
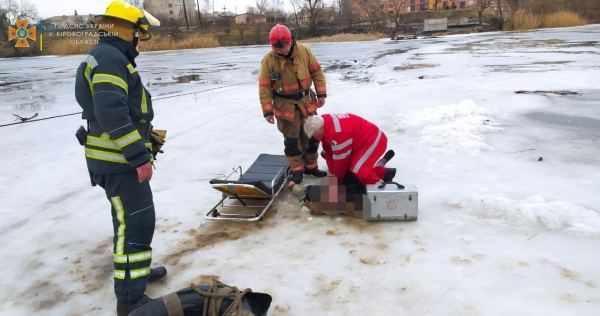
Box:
[304,114,396,185]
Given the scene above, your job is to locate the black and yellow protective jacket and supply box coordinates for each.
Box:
[75,36,154,174]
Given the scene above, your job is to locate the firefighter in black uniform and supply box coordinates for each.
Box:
[74,1,166,315]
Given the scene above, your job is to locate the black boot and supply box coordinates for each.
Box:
[376,150,395,167]
[148,266,167,283]
[117,295,152,316]
[383,168,396,182]
[305,168,327,177]
[383,150,395,162]
[292,171,303,184]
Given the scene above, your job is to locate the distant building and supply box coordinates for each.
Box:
[44,14,94,30]
[290,8,310,24]
[350,0,475,18]
[235,13,267,24]
[144,0,198,23]
[489,0,511,14]
[290,7,330,24]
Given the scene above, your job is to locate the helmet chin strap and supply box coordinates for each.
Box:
[132,29,140,48]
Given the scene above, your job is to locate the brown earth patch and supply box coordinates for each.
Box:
[326,230,341,236]
[309,277,342,297]
[360,258,386,265]
[376,242,388,250]
[87,238,113,256]
[273,303,291,314]
[349,284,358,294]
[19,280,70,312]
[471,253,487,260]
[337,297,350,304]
[561,293,578,303]
[539,258,579,282]
[394,63,438,71]
[314,274,326,282]
[561,268,577,281]
[450,256,472,265]
[195,274,220,284]
[162,220,277,266]
[413,236,423,246]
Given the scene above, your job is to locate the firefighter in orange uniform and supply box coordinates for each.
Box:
[258,24,328,184]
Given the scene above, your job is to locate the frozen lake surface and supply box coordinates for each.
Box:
[1,25,599,315]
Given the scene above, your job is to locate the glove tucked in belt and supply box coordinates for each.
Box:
[150,129,167,158]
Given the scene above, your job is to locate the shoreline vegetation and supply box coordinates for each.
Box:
[0,9,595,58]
[504,10,588,31]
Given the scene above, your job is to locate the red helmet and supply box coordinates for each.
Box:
[269,24,292,49]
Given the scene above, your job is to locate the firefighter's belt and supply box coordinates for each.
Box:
[275,90,310,101]
[88,120,152,139]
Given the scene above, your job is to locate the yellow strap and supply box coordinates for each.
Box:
[163,292,185,316]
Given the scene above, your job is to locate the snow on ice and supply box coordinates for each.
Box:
[1,25,600,316]
[397,99,503,154]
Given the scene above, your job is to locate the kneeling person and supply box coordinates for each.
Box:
[305,114,396,185]
[287,150,395,218]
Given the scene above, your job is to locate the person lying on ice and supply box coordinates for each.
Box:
[287,150,395,218]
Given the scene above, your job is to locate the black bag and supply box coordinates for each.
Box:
[129,280,272,316]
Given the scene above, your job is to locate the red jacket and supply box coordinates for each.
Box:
[322,114,386,181]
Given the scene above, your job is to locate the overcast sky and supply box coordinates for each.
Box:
[31,0,295,19]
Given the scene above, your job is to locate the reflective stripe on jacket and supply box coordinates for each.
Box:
[322,114,386,181]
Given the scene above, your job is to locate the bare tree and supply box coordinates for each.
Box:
[477,0,493,25]
[290,0,324,35]
[237,21,247,45]
[289,0,302,38]
[269,0,285,14]
[572,0,597,15]
[357,0,383,31]
[497,0,503,21]
[202,0,212,13]
[334,0,355,25]
[257,0,269,14]
[386,0,409,39]
[0,0,38,42]
[255,0,268,43]
[73,10,84,24]
[126,0,142,8]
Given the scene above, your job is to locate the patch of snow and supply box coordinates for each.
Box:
[448,195,600,235]
[397,99,503,154]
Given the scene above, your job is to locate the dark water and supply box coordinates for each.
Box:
[525,112,600,131]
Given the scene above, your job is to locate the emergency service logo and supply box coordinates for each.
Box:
[8,20,37,47]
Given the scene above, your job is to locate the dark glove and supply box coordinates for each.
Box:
[150,129,167,158]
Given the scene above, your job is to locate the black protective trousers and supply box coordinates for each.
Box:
[92,171,155,303]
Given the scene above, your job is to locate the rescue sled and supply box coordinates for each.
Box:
[205,154,290,222]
